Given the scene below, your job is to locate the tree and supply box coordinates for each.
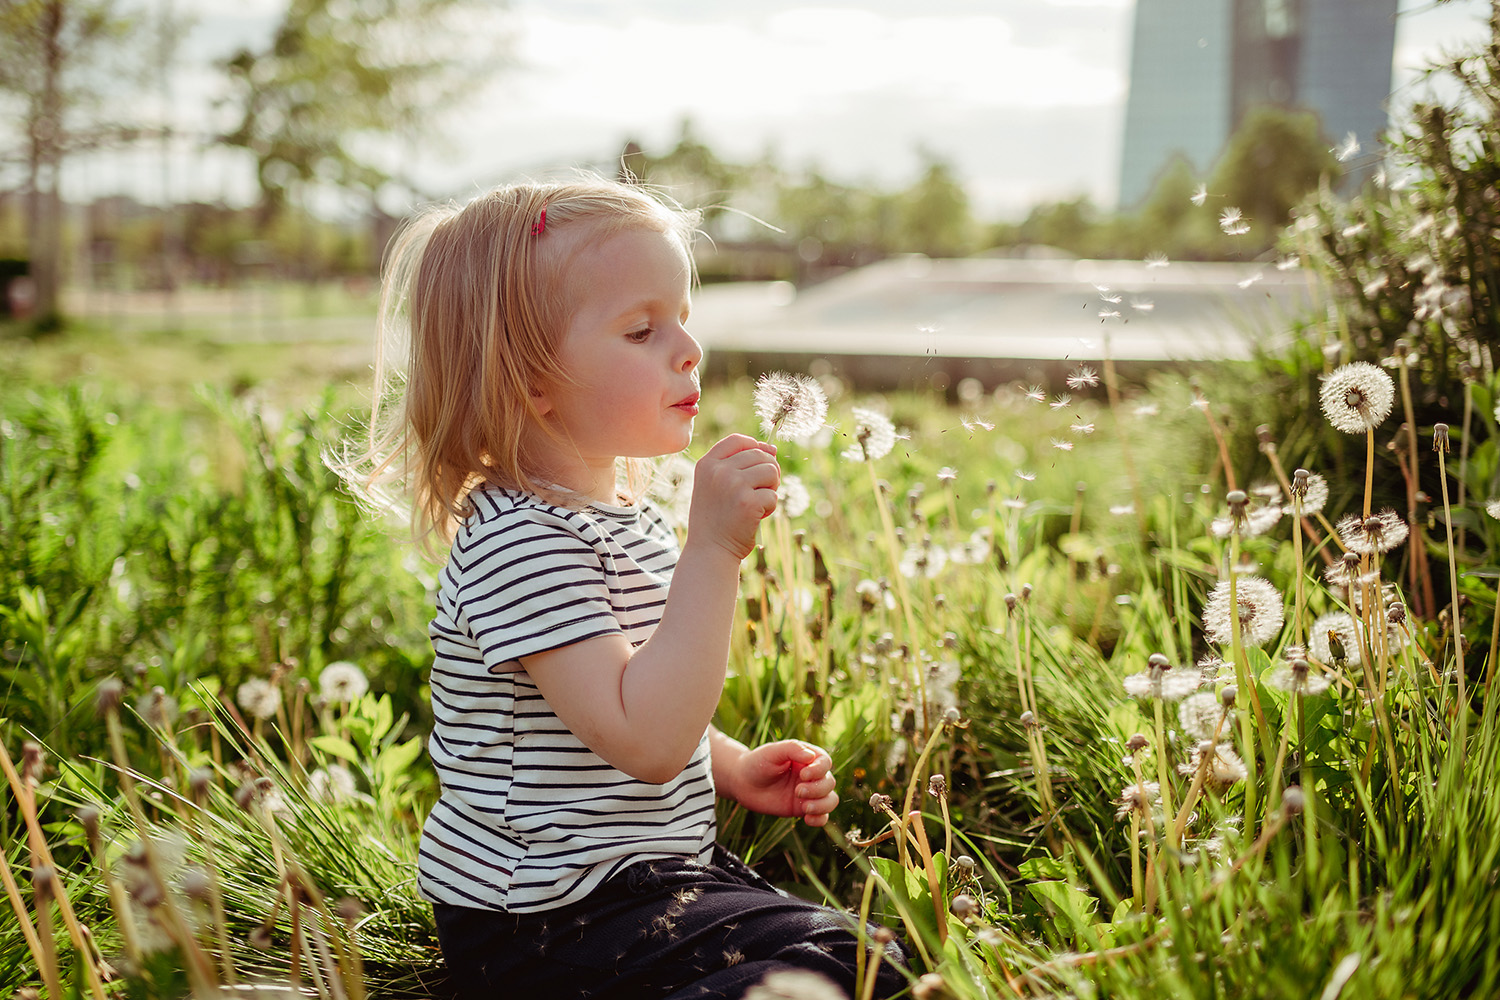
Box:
[0,0,154,327]
[219,0,502,229]
[891,156,974,257]
[1208,105,1341,251]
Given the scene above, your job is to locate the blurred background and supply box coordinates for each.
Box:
[0,0,1492,359]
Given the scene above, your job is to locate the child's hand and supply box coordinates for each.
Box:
[688,434,779,560]
[726,740,839,826]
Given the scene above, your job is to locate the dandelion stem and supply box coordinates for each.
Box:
[0,847,46,985]
[1436,439,1468,748]
[907,810,947,945]
[1225,546,1263,838]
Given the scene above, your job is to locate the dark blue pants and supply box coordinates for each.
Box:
[433,845,908,999]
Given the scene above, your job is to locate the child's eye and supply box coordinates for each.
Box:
[626,328,652,343]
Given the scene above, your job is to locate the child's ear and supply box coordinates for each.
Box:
[529,383,552,417]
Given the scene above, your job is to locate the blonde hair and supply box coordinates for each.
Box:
[346,176,701,549]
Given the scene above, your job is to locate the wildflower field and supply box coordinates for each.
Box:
[4,33,1500,1000]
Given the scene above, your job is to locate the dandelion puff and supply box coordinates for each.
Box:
[777,475,811,518]
[900,544,948,580]
[1266,660,1332,697]
[1123,659,1200,701]
[1178,691,1226,741]
[1336,509,1409,555]
[1284,472,1330,516]
[1309,612,1362,667]
[1145,252,1170,268]
[1320,362,1394,434]
[754,372,829,441]
[840,407,896,461]
[1049,394,1073,411]
[309,764,358,804]
[744,970,846,1000]
[1180,743,1248,792]
[236,678,282,721]
[1066,365,1100,390]
[1486,498,1500,520]
[319,661,369,704]
[1202,576,1285,648]
[1115,781,1161,822]
[1191,184,1209,207]
[1219,207,1250,235]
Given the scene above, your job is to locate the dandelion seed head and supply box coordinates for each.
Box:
[319,661,369,705]
[1182,743,1248,792]
[777,475,811,518]
[236,678,282,721]
[1203,577,1285,648]
[1267,659,1332,697]
[309,764,358,803]
[1115,781,1161,821]
[840,407,897,462]
[1320,362,1394,434]
[1486,498,1500,520]
[754,372,829,441]
[1309,612,1361,667]
[1336,509,1409,555]
[1178,691,1225,741]
[1284,472,1330,516]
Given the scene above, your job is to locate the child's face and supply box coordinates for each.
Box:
[534,223,702,500]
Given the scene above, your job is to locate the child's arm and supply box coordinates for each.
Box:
[522,434,780,783]
[709,727,840,827]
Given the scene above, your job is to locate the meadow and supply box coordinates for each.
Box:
[3,34,1499,999]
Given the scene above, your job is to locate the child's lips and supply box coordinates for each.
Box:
[672,392,700,414]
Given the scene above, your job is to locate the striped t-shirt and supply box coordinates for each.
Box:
[416,487,717,913]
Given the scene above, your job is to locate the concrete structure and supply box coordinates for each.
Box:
[1119,0,1400,207]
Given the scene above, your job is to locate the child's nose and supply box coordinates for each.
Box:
[679,330,703,372]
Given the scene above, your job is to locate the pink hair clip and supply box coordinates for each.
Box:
[531,207,548,236]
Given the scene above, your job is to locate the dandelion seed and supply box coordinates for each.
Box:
[1342,222,1367,238]
[1202,576,1285,648]
[1016,470,1036,481]
[1336,509,1409,555]
[1362,274,1388,297]
[777,475,811,518]
[1320,362,1394,434]
[1002,497,1027,510]
[1145,252,1170,268]
[1051,438,1075,451]
[1099,308,1122,320]
[1219,207,1249,235]
[319,661,369,704]
[937,467,958,483]
[1023,385,1047,404]
[1066,365,1100,390]
[961,414,995,433]
[1109,503,1135,516]
[1275,255,1301,271]
[1191,184,1209,207]
[840,407,896,461]
[1049,394,1073,411]
[1237,271,1263,289]
[1123,655,1200,701]
[236,678,282,721]
[754,372,829,441]
[1130,296,1155,312]
[1134,402,1160,418]
[1334,131,1360,161]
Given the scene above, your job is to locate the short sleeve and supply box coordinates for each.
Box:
[451,503,622,674]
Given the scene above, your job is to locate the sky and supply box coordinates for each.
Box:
[69,0,1498,220]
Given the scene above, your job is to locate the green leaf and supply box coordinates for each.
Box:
[1027,879,1101,942]
[309,735,360,763]
[376,736,424,783]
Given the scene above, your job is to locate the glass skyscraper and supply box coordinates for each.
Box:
[1118,0,1399,207]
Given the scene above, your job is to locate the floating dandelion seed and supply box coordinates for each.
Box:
[1134,402,1160,418]
[236,678,282,721]
[777,475,811,518]
[1066,365,1100,390]
[1098,308,1122,320]
[1336,509,1409,554]
[319,661,369,704]
[961,414,995,433]
[1275,255,1301,271]
[1320,362,1394,434]
[1109,503,1135,516]
[1362,274,1388,297]
[841,407,896,461]
[1071,423,1096,435]
[1051,438,1075,451]
[1130,296,1155,312]
[1203,576,1285,648]
[1049,394,1073,411]
[1096,286,1123,304]
[1145,251,1170,268]
[937,467,958,483]
[753,372,828,441]
[1219,207,1250,235]
[1334,131,1360,161]
[1016,470,1037,481]
[1237,271,1263,289]
[1023,384,1046,403]
[1191,184,1209,207]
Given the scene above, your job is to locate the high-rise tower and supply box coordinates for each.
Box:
[1118,0,1399,207]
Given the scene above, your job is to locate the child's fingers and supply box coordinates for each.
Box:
[706,433,777,461]
[799,787,839,824]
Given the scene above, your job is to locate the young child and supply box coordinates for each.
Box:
[356,177,907,999]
